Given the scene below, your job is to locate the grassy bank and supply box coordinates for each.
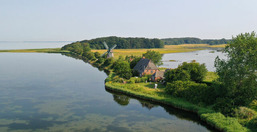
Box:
[105,72,248,132]
[0,48,70,53]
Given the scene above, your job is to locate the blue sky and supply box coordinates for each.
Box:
[0,0,257,41]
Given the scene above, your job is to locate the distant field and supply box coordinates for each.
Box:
[92,44,226,58]
[0,44,226,58]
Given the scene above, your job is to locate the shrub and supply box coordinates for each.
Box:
[165,81,210,104]
[246,117,257,131]
[102,58,114,68]
[164,69,190,83]
[112,76,124,83]
[249,100,257,111]
[113,60,132,79]
[178,62,207,83]
[127,79,135,84]
[233,107,257,120]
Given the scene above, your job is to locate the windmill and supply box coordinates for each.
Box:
[101,42,117,58]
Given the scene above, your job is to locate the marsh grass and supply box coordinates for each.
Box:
[92,44,226,59]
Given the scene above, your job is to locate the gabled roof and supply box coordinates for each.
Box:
[133,58,158,74]
[152,70,165,78]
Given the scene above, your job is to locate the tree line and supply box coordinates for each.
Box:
[62,36,230,50]
[162,37,230,45]
[71,36,164,49]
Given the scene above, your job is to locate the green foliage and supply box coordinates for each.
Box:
[178,62,208,82]
[129,56,141,69]
[61,42,91,55]
[112,76,124,83]
[162,37,230,45]
[94,52,101,59]
[83,52,95,60]
[129,77,148,83]
[113,60,132,79]
[165,62,207,83]
[249,100,257,111]
[164,69,190,82]
[106,80,247,132]
[165,81,209,104]
[102,58,114,67]
[95,57,105,65]
[233,107,257,120]
[143,50,163,66]
[200,113,248,132]
[215,32,257,110]
[80,36,164,49]
[246,117,257,131]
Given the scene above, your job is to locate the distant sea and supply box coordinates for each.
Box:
[0,41,73,50]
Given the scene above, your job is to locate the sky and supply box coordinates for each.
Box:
[0,0,257,41]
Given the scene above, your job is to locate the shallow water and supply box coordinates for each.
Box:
[161,49,227,71]
[0,53,217,132]
[0,41,72,50]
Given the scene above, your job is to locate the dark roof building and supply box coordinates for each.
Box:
[133,58,158,76]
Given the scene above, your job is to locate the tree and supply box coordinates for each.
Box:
[178,62,207,83]
[164,62,207,83]
[113,60,132,79]
[143,50,163,66]
[94,52,101,59]
[215,32,257,110]
[130,56,141,69]
[164,68,190,83]
[102,58,114,67]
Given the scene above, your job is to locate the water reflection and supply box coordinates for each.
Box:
[107,90,217,132]
[0,53,218,132]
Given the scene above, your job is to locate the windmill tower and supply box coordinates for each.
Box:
[101,42,117,58]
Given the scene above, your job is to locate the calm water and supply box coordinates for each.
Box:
[0,41,72,50]
[0,53,217,132]
[161,49,227,71]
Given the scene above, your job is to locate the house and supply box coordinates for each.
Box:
[151,70,165,82]
[133,58,159,77]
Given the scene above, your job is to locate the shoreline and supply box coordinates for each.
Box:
[104,77,248,132]
[1,46,249,132]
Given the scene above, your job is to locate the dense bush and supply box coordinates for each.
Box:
[164,69,190,82]
[165,62,207,83]
[112,76,124,83]
[129,77,148,83]
[94,52,101,59]
[165,81,210,104]
[113,60,132,79]
[102,58,114,67]
[233,107,257,120]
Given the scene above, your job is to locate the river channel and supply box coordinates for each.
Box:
[0,52,217,132]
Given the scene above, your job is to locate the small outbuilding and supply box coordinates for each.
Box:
[151,70,165,82]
